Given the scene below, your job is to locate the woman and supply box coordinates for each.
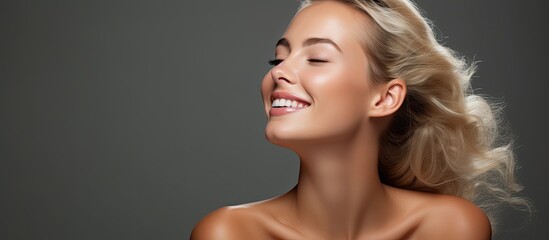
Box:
[191,0,528,239]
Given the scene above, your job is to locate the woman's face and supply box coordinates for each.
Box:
[261,1,377,147]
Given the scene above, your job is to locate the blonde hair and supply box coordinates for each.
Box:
[301,0,529,230]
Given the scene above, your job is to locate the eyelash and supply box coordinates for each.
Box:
[268,59,283,66]
[268,59,329,66]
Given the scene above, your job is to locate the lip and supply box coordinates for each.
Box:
[268,91,311,117]
[270,107,305,116]
[270,91,311,105]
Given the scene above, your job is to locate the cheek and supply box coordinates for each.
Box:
[305,65,369,116]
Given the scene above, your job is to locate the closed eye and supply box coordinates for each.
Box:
[269,59,329,66]
[308,59,329,64]
[268,59,283,66]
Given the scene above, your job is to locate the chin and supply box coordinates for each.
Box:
[264,123,307,148]
[265,117,368,150]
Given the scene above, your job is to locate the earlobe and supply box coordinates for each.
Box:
[369,79,406,117]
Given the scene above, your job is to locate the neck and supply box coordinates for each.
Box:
[289,128,391,239]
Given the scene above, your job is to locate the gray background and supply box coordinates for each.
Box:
[1,0,547,239]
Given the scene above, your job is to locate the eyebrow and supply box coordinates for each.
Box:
[275,37,343,53]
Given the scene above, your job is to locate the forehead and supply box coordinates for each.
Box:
[282,1,368,50]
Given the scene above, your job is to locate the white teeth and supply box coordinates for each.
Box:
[285,99,292,107]
[271,98,310,108]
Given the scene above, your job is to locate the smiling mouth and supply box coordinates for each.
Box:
[271,98,311,109]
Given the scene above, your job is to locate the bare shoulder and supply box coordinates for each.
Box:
[190,192,304,240]
[414,194,491,240]
[190,206,262,240]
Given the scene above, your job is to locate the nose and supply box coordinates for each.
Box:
[270,61,298,85]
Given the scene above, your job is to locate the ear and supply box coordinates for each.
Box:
[369,79,406,117]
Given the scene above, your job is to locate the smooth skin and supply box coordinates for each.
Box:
[191,1,491,239]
